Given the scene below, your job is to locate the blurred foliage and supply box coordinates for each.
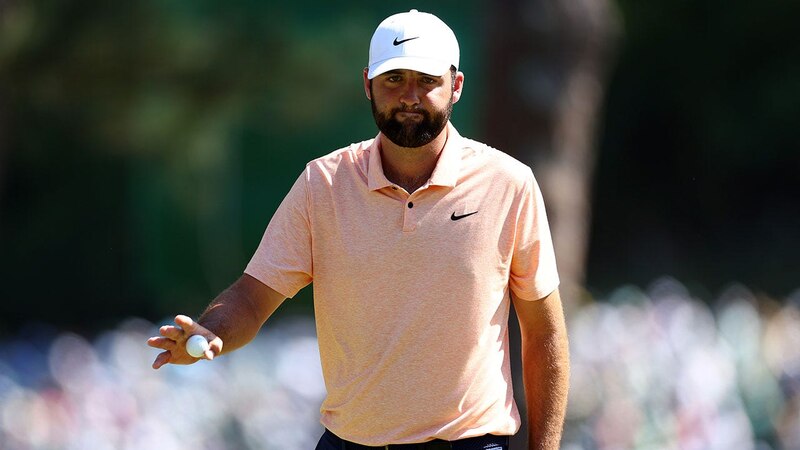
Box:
[587,0,800,297]
[0,1,480,333]
[0,0,798,333]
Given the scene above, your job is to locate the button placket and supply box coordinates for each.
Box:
[402,195,418,232]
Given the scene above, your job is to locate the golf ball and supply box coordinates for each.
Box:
[186,334,210,358]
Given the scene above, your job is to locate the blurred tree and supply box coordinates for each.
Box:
[483,0,619,306]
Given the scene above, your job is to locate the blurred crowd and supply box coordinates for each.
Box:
[563,278,800,450]
[0,319,326,449]
[1,277,798,449]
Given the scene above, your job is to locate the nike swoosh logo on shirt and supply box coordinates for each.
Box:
[451,211,478,221]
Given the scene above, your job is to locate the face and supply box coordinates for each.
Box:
[366,68,463,148]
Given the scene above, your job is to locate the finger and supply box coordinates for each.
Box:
[147,336,176,350]
[159,325,184,340]
[174,315,196,332]
[152,351,172,369]
[175,315,217,343]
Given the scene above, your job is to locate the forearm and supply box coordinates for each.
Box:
[198,275,283,355]
[514,290,570,450]
[521,328,570,450]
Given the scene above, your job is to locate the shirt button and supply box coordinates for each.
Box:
[407,202,414,208]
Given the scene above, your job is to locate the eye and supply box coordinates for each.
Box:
[386,75,402,83]
[421,77,437,84]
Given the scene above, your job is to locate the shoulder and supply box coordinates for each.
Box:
[458,136,535,185]
[302,138,376,181]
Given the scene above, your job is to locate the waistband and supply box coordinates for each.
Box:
[322,429,510,450]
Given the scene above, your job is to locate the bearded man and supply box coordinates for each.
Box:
[148,9,569,450]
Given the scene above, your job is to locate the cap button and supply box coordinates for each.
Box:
[409,9,418,13]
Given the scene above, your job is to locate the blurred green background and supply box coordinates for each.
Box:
[1,0,798,334]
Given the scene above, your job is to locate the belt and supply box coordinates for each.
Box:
[323,429,509,450]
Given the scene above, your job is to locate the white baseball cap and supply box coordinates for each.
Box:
[367,9,460,79]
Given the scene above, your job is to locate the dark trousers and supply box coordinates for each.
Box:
[315,428,510,450]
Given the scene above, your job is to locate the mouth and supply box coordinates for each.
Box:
[395,111,424,121]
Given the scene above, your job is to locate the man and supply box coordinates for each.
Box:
[148,9,569,450]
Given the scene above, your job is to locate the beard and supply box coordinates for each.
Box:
[370,88,453,148]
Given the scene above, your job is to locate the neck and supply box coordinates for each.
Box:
[379,127,449,193]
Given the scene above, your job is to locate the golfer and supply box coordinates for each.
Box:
[148,9,569,450]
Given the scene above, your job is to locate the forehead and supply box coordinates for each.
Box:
[379,68,447,79]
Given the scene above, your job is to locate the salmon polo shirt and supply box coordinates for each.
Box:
[245,123,559,446]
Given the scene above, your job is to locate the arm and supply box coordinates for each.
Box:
[512,288,570,450]
[147,274,286,369]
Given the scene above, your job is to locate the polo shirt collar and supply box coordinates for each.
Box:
[428,123,463,188]
[366,122,463,191]
[366,139,393,191]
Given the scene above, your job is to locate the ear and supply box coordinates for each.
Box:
[363,68,372,100]
[452,71,465,104]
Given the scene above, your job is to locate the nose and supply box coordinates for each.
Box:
[399,81,420,108]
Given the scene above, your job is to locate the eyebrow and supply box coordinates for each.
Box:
[383,70,441,78]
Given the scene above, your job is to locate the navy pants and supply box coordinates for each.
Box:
[315,429,510,450]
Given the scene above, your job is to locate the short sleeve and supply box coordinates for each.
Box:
[509,171,560,301]
[244,170,313,298]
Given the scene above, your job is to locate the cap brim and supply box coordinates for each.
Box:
[367,57,452,79]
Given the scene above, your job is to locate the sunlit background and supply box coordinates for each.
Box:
[1,1,798,449]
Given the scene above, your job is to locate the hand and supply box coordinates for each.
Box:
[147,315,223,369]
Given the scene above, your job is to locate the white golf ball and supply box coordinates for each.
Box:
[186,334,210,358]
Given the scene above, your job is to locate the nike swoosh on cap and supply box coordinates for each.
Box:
[393,36,420,46]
